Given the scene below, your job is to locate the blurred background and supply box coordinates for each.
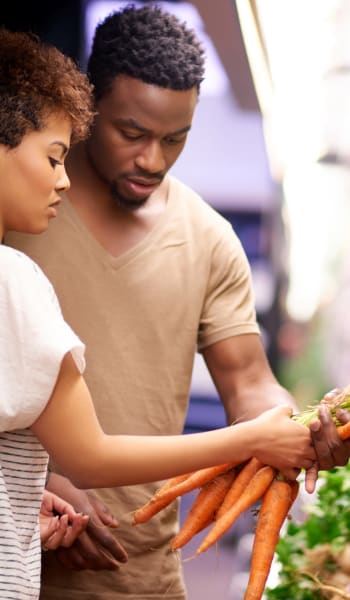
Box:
[3,0,350,597]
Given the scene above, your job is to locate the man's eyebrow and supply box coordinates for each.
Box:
[168,125,192,136]
[118,118,191,136]
[50,141,69,157]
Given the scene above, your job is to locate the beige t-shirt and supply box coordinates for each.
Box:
[6,175,260,599]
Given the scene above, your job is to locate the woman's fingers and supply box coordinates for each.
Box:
[42,513,89,551]
[42,514,70,550]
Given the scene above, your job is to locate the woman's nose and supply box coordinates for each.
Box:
[56,166,70,192]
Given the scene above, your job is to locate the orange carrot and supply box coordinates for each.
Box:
[215,457,264,520]
[196,515,215,535]
[156,471,194,495]
[172,469,236,550]
[133,462,238,525]
[288,479,299,510]
[337,421,350,440]
[243,478,296,600]
[155,462,238,499]
[195,465,276,556]
[131,472,194,525]
[132,491,176,525]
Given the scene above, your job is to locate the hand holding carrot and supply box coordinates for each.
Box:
[311,403,350,469]
[247,405,316,480]
[132,384,350,600]
[306,403,350,493]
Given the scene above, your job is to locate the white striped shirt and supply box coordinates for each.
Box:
[0,246,85,598]
[0,430,47,599]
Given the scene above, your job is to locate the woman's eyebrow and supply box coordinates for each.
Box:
[50,141,69,157]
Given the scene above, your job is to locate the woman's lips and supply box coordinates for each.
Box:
[48,198,61,218]
[48,206,58,218]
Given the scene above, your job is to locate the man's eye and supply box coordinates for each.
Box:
[121,131,143,141]
[165,136,186,145]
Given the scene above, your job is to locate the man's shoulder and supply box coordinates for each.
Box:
[168,175,233,233]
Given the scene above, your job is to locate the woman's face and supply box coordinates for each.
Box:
[0,112,71,237]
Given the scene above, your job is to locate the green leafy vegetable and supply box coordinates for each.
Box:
[265,463,350,599]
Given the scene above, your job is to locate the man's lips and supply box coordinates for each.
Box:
[125,176,162,196]
[127,175,162,186]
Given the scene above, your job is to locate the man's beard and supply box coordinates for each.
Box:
[110,182,148,211]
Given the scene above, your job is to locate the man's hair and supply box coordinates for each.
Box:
[0,28,95,148]
[87,3,206,101]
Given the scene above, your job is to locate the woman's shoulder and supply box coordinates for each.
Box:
[0,244,54,295]
[1,244,36,269]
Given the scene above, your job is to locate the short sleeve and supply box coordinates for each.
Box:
[197,220,260,350]
[0,247,85,431]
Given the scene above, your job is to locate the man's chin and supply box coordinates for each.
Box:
[110,189,148,211]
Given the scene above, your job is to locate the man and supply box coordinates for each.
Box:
[6,4,350,599]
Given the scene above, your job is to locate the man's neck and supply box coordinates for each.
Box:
[64,143,169,257]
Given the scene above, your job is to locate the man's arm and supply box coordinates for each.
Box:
[203,333,295,424]
[203,333,350,474]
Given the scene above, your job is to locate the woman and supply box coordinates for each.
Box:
[0,27,316,599]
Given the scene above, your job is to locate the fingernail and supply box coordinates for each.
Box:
[309,419,320,432]
[318,405,329,418]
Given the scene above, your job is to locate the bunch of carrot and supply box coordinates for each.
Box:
[132,457,296,600]
[132,386,350,600]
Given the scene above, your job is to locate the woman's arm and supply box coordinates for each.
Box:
[31,353,316,487]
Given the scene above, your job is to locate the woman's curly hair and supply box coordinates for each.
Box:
[0,28,95,148]
[87,3,206,101]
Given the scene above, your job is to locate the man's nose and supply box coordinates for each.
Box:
[135,140,166,174]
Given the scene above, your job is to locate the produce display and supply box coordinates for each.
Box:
[265,462,350,599]
[132,386,350,600]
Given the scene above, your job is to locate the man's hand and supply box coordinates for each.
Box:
[46,473,128,570]
[40,490,89,550]
[306,390,350,493]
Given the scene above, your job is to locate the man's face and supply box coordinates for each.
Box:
[86,75,198,209]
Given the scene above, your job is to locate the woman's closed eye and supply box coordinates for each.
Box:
[49,157,62,168]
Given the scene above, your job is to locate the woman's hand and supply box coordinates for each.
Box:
[45,473,128,569]
[40,489,89,551]
[251,405,316,481]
